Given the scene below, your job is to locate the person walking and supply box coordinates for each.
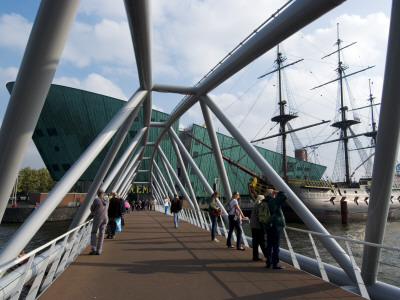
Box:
[164,197,170,215]
[263,189,288,269]
[90,188,109,255]
[250,194,268,261]
[207,191,221,242]
[170,195,183,228]
[107,191,122,239]
[226,191,248,250]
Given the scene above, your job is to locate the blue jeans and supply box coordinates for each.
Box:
[210,214,217,240]
[164,206,168,215]
[227,215,242,249]
[265,225,282,267]
[173,212,179,227]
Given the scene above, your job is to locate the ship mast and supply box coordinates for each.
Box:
[330,24,360,184]
[270,45,298,181]
[310,24,375,185]
[252,45,329,181]
[368,79,377,146]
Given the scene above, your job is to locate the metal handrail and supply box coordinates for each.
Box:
[0,220,92,274]
[0,219,93,300]
[163,205,400,298]
[285,226,400,252]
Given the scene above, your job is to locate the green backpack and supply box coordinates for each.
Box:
[258,201,271,224]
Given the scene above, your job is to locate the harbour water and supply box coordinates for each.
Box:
[241,220,400,287]
[0,221,70,254]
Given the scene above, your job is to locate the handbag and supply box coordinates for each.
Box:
[116,217,122,232]
[210,208,222,217]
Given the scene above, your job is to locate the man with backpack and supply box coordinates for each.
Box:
[250,194,268,261]
[260,189,287,269]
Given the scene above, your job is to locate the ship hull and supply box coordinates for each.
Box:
[285,185,400,223]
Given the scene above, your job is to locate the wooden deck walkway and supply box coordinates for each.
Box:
[40,210,361,299]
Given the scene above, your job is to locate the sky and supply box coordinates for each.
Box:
[0,0,396,182]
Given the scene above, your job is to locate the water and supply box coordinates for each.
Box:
[0,221,71,254]
[242,220,400,286]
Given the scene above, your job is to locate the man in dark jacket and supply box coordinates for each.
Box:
[170,195,182,228]
[264,189,287,269]
[107,191,122,239]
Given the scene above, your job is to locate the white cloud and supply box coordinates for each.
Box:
[1,0,394,178]
[62,19,135,68]
[151,0,288,82]
[152,104,164,113]
[0,66,18,83]
[54,73,127,100]
[0,13,31,50]
[78,0,126,19]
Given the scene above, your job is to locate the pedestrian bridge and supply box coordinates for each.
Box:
[3,210,362,300]
[0,1,400,300]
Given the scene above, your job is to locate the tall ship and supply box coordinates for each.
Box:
[250,25,400,222]
[184,25,400,223]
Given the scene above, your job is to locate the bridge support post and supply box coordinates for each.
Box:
[168,128,228,218]
[0,0,81,223]
[119,161,140,197]
[168,129,205,225]
[70,97,145,229]
[200,101,232,200]
[201,94,356,283]
[152,174,168,199]
[114,148,144,193]
[154,164,169,197]
[102,127,147,192]
[362,0,400,285]
[154,162,174,198]
[157,147,197,212]
[160,155,178,195]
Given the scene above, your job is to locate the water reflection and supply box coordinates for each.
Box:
[242,220,400,287]
[0,221,70,253]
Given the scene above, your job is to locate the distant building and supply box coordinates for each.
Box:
[7,83,327,201]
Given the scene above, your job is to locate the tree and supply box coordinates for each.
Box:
[16,167,55,196]
[18,167,39,195]
[37,168,55,192]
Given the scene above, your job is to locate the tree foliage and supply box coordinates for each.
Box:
[17,167,55,195]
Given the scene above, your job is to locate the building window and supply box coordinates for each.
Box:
[54,146,60,152]
[47,128,58,136]
[62,163,71,171]
[135,117,139,121]
[130,131,137,138]
[52,164,59,171]
[34,129,44,137]
[177,168,181,177]
[151,118,155,122]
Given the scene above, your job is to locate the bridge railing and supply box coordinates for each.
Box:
[282,227,400,290]
[0,219,93,300]
[159,205,400,299]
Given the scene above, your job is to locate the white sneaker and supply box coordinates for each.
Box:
[213,238,219,243]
